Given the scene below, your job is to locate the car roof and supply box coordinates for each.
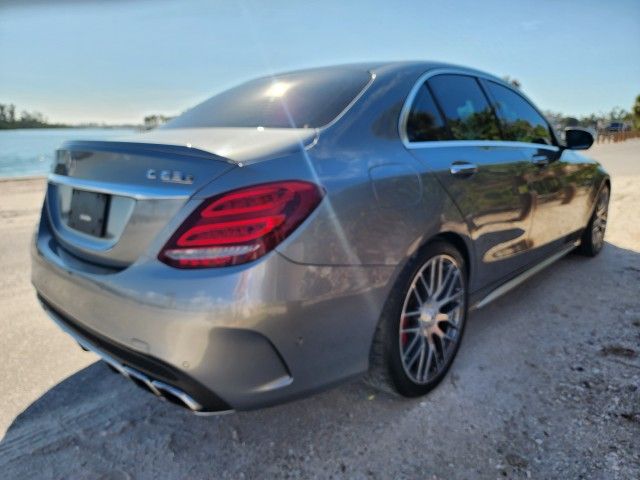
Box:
[269,61,505,84]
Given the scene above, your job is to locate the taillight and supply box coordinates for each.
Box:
[159,181,324,268]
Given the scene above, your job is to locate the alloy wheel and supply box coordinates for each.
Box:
[592,188,609,249]
[399,254,465,384]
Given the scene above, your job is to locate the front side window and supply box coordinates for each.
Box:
[406,84,449,142]
[163,68,371,129]
[485,81,553,145]
[427,74,501,141]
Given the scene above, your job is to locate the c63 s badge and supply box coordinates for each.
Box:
[147,169,194,185]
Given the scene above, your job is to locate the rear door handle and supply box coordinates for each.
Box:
[532,154,550,167]
[450,162,478,177]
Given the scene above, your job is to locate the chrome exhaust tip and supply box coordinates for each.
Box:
[151,380,203,411]
[105,356,203,412]
[87,340,233,415]
[122,366,162,397]
[78,340,207,413]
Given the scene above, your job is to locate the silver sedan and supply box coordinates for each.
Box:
[32,61,609,413]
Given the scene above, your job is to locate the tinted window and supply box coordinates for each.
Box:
[164,69,371,129]
[428,74,501,141]
[486,81,552,144]
[406,84,449,142]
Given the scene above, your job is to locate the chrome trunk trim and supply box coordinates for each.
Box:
[48,173,191,200]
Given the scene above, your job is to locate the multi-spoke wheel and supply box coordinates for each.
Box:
[578,184,609,257]
[366,241,468,397]
[399,254,464,384]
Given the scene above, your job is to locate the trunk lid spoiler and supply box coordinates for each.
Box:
[117,127,318,165]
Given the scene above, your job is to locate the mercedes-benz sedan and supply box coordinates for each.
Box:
[32,62,610,414]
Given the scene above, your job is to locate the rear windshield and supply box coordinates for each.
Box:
[164,69,371,129]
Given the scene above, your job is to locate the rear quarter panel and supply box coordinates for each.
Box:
[271,66,474,274]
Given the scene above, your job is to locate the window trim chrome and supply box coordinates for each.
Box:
[404,139,559,152]
[398,68,558,152]
[320,71,376,131]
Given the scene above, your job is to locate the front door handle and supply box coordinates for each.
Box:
[532,154,550,167]
[450,162,478,177]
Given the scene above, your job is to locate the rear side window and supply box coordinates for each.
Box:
[485,81,553,145]
[427,74,501,141]
[406,84,449,142]
[163,69,371,129]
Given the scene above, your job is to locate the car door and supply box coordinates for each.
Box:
[404,73,539,291]
[482,80,591,256]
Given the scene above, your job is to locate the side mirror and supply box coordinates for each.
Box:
[565,128,594,150]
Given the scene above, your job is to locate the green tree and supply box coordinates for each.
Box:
[0,102,60,129]
[565,117,579,127]
[143,114,173,130]
[633,94,640,130]
[607,106,629,123]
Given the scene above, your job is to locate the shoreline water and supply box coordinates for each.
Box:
[0,127,136,179]
[0,125,139,130]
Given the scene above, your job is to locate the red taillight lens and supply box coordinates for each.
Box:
[159,181,324,268]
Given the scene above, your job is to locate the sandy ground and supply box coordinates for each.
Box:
[0,141,638,479]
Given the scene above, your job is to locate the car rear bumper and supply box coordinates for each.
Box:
[37,296,233,414]
[31,214,395,411]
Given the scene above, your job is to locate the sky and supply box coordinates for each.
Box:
[1,0,639,124]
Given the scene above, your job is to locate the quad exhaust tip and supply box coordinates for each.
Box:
[88,341,233,416]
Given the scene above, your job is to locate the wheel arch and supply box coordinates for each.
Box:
[430,231,472,282]
[589,174,611,215]
[383,230,475,317]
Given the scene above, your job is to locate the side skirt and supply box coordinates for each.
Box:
[470,241,579,310]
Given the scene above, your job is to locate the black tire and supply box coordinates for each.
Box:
[365,240,468,397]
[577,184,609,257]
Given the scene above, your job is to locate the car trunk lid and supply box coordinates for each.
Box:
[46,140,235,268]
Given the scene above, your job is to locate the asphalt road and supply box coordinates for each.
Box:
[1,141,639,479]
